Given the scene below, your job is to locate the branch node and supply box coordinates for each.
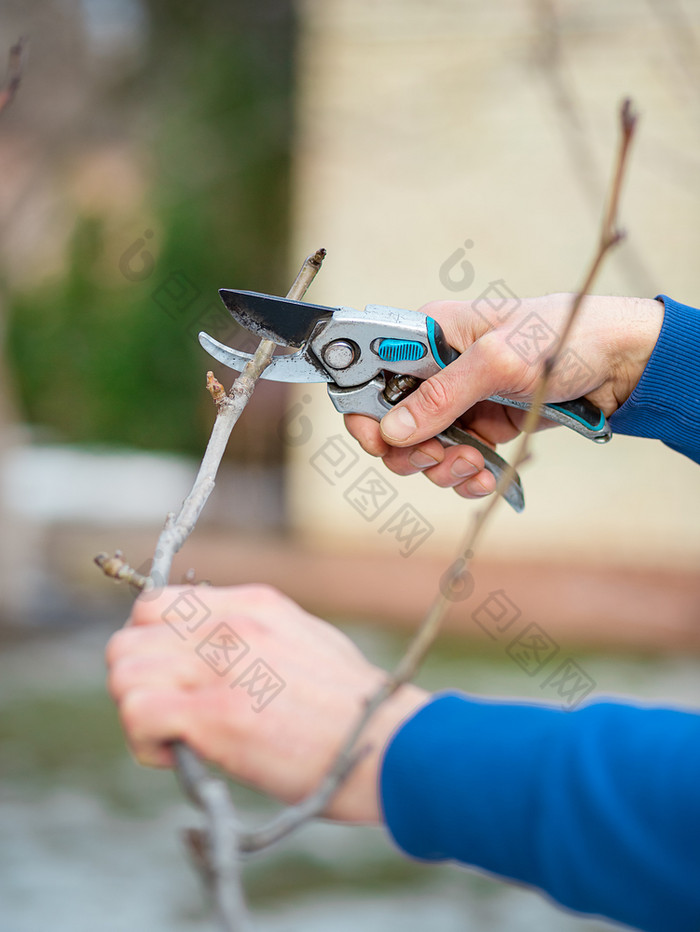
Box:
[184,828,215,877]
[206,371,227,407]
[94,551,150,591]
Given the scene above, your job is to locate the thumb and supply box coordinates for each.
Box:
[379,335,513,446]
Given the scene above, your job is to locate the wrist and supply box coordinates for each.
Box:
[327,680,429,824]
[606,296,664,412]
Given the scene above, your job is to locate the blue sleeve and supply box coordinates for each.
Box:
[609,295,700,464]
[380,693,700,932]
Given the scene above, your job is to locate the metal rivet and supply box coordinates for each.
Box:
[322,339,357,370]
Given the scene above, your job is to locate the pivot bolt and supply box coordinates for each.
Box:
[323,339,357,370]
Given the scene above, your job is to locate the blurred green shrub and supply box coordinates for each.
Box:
[5,1,294,457]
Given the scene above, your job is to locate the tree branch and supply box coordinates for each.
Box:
[406,98,637,672]
[0,38,27,116]
[240,99,639,852]
[149,248,326,587]
[95,248,326,931]
[93,96,638,926]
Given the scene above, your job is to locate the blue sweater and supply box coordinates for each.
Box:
[380,296,700,932]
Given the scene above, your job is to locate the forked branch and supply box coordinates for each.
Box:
[96,248,326,931]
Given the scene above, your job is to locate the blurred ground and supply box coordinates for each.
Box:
[3,608,699,932]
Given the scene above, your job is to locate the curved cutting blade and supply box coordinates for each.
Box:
[198,332,332,383]
[218,289,336,347]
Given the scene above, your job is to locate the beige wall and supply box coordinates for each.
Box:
[287,0,700,571]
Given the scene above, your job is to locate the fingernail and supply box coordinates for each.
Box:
[451,458,479,478]
[381,406,416,441]
[409,450,439,469]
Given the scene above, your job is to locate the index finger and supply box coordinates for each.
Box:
[129,585,216,627]
[343,414,391,457]
[416,299,492,350]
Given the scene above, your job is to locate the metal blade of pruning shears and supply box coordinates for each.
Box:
[198,331,332,383]
[218,289,336,347]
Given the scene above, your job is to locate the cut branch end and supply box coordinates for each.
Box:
[309,247,327,268]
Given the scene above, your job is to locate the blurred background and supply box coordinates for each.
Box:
[1,1,699,930]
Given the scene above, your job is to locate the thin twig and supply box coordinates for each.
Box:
[0,38,27,115]
[149,248,326,587]
[94,551,150,591]
[172,743,252,932]
[96,248,327,931]
[414,98,637,659]
[242,99,639,851]
[97,246,326,594]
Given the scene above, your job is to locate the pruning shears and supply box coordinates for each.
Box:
[198,290,611,513]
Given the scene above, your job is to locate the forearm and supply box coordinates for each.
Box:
[380,694,700,932]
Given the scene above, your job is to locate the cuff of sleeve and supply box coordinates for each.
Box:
[379,691,562,874]
[379,691,461,862]
[609,295,700,460]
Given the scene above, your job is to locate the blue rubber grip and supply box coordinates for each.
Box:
[547,400,607,433]
[426,317,460,368]
[377,338,427,363]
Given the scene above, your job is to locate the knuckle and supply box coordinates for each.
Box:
[344,415,387,457]
[249,582,280,601]
[105,629,133,666]
[416,299,442,318]
[235,583,285,609]
[418,300,473,346]
[425,470,457,489]
[382,449,413,476]
[342,413,363,440]
[130,590,163,622]
[364,434,389,458]
[483,332,530,384]
[119,688,152,736]
[384,460,413,477]
[454,481,484,500]
[107,657,135,700]
[414,376,451,418]
[417,299,455,324]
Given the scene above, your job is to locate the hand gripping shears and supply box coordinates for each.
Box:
[198,289,611,513]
